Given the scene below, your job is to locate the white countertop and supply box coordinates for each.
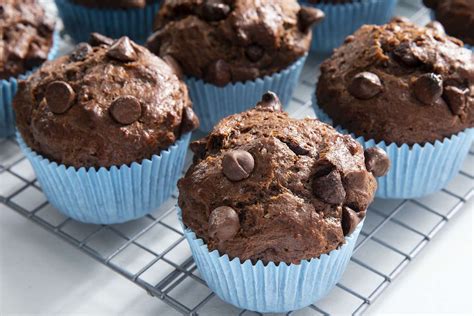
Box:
[1,198,472,315]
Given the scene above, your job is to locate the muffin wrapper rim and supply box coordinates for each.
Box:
[17,132,191,224]
[186,54,307,132]
[54,0,161,43]
[178,208,364,313]
[312,95,474,199]
[300,0,398,53]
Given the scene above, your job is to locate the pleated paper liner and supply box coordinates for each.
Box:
[54,0,161,44]
[1,31,60,138]
[178,209,364,313]
[299,0,398,53]
[312,96,474,199]
[17,133,191,224]
[186,55,307,132]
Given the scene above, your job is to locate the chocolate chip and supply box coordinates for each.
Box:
[390,16,410,23]
[181,107,199,133]
[162,55,183,79]
[222,150,255,181]
[109,95,142,125]
[245,44,264,62]
[413,73,443,105]
[89,32,113,46]
[145,31,161,53]
[106,36,137,62]
[298,6,325,33]
[341,206,360,236]
[443,86,468,115]
[208,206,240,242]
[45,81,76,114]
[257,91,282,112]
[426,21,445,34]
[312,166,346,205]
[343,170,375,212]
[393,41,420,67]
[364,147,390,177]
[348,72,383,100]
[190,138,208,161]
[284,139,310,156]
[205,59,231,86]
[201,0,231,22]
[70,43,93,62]
[344,35,355,44]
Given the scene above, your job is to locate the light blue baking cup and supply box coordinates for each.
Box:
[300,0,398,53]
[178,209,363,313]
[186,55,307,132]
[17,132,191,224]
[54,0,161,43]
[0,31,59,138]
[311,96,474,199]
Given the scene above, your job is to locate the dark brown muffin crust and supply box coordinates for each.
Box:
[178,92,388,264]
[317,18,474,145]
[424,0,474,46]
[0,0,55,79]
[72,0,160,9]
[146,0,324,86]
[14,34,198,169]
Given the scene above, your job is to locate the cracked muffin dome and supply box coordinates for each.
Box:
[146,0,324,86]
[423,0,474,46]
[316,18,474,145]
[178,92,389,264]
[14,34,199,169]
[0,0,56,79]
[72,0,161,9]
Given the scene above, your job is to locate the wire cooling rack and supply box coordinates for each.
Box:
[1,1,473,315]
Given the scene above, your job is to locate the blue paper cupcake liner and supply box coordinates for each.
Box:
[300,0,398,53]
[54,0,161,43]
[179,209,363,313]
[186,55,307,132]
[311,96,474,199]
[0,31,60,138]
[17,133,191,224]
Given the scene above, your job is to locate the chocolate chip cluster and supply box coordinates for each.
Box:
[14,33,198,168]
[317,18,474,145]
[147,0,324,86]
[179,92,389,264]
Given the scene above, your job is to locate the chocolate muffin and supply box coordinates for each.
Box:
[14,34,198,168]
[316,18,474,145]
[0,0,56,79]
[146,0,324,86]
[423,0,474,46]
[71,0,160,9]
[178,92,389,264]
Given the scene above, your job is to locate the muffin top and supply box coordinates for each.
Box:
[316,18,474,145]
[178,92,389,264]
[72,0,159,9]
[146,0,324,86]
[424,0,474,46]
[0,0,55,80]
[14,34,199,169]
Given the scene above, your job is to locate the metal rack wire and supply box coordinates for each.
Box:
[1,1,473,315]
